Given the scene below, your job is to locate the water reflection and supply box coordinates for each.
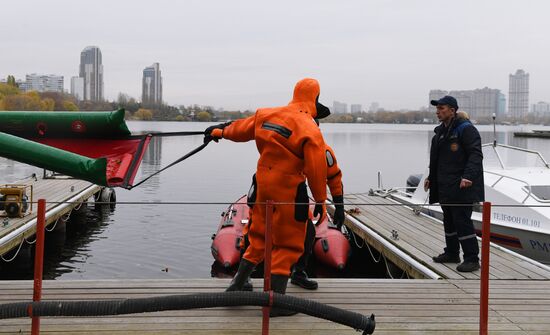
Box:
[4,123,550,279]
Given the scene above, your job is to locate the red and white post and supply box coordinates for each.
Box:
[31,199,46,335]
[261,200,274,335]
[479,201,491,335]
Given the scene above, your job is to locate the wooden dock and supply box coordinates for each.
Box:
[514,130,550,138]
[342,192,550,280]
[0,176,102,257]
[1,278,550,334]
[2,191,550,334]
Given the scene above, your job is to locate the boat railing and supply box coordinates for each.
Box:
[482,142,550,169]
[484,170,532,203]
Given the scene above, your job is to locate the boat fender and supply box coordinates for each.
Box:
[321,238,329,253]
[99,187,116,204]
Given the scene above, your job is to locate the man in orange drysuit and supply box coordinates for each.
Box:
[204,78,330,317]
[241,141,345,291]
[291,141,345,290]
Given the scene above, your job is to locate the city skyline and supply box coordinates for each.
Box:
[2,0,550,111]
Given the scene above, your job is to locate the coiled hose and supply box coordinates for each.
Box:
[0,291,375,334]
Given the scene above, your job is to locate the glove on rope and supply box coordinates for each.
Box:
[204,122,232,143]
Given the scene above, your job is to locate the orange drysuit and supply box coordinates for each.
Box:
[241,144,343,246]
[211,78,328,275]
[325,145,343,199]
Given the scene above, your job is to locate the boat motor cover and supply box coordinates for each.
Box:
[0,109,151,188]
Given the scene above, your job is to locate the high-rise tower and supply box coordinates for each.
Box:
[142,63,162,106]
[79,46,104,101]
[508,69,529,119]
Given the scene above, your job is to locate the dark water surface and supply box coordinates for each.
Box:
[1,122,549,280]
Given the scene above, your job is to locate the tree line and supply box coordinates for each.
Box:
[2,76,550,125]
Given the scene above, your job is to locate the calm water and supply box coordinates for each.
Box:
[1,122,550,280]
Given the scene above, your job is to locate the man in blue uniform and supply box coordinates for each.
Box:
[424,96,484,272]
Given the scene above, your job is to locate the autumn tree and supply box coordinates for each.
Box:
[196,111,212,122]
[6,75,17,87]
[134,108,153,120]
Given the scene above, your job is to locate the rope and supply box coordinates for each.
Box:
[24,235,36,245]
[0,238,25,262]
[128,141,210,190]
[73,201,84,211]
[364,239,383,263]
[45,212,67,232]
[347,227,364,248]
[382,254,396,279]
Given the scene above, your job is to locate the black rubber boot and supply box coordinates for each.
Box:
[242,276,253,291]
[226,259,255,292]
[290,270,318,290]
[269,274,298,317]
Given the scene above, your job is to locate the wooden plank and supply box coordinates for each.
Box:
[1,278,547,334]
[345,193,550,280]
[344,195,464,279]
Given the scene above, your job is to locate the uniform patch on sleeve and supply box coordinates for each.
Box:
[326,150,334,166]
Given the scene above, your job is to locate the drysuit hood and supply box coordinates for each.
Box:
[290,78,331,119]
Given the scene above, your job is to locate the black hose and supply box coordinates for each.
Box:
[0,291,375,334]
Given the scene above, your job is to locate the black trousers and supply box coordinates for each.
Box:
[241,218,316,272]
[293,219,316,272]
[441,205,479,263]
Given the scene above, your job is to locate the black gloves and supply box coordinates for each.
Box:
[204,122,232,143]
[332,195,345,230]
[313,203,324,224]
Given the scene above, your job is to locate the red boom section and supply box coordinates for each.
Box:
[35,137,151,188]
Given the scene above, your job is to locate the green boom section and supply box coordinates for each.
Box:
[0,109,130,138]
[0,132,108,186]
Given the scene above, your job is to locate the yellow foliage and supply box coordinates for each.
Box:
[40,98,55,111]
[196,111,212,122]
[134,108,153,120]
[2,93,42,110]
[62,100,79,111]
[0,83,20,99]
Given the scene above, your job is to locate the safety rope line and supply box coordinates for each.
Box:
[73,201,84,211]
[128,141,210,190]
[24,235,36,245]
[382,253,408,279]
[0,237,25,262]
[45,210,71,232]
[1,203,80,260]
[383,254,395,279]
[17,200,550,208]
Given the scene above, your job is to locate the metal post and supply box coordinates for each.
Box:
[31,199,46,335]
[493,113,497,147]
[261,200,274,335]
[479,201,491,335]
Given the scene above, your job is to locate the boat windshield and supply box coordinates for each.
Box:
[524,185,550,201]
[482,144,549,169]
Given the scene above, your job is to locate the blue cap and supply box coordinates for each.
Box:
[430,95,458,110]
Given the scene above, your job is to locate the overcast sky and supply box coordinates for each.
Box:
[2,0,549,111]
